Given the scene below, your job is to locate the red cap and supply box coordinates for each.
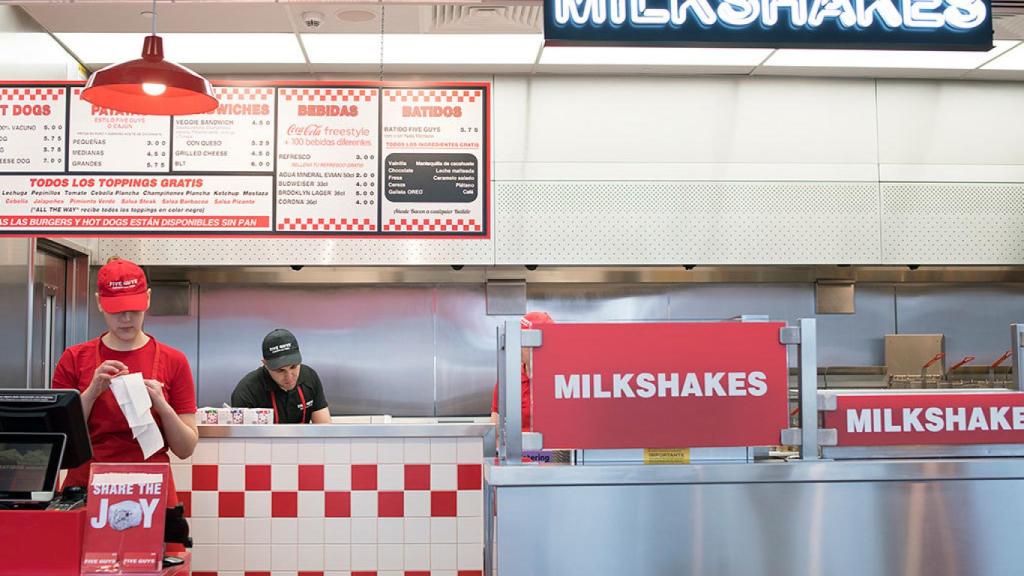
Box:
[97,258,149,313]
[521,311,554,329]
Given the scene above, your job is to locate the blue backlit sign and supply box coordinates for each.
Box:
[544,0,993,50]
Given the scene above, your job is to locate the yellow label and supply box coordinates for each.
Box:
[643,448,690,464]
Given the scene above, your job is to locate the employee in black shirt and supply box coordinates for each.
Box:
[231,329,332,424]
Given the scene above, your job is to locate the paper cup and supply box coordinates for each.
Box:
[197,407,219,425]
[254,408,273,425]
[229,408,246,425]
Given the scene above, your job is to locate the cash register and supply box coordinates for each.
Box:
[0,389,92,510]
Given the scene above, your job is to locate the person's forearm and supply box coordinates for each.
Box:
[156,404,199,458]
[80,386,101,421]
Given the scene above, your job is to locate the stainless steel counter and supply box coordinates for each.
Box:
[486,458,1024,576]
[199,423,494,439]
[485,457,1024,485]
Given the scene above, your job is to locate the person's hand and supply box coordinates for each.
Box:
[143,379,171,411]
[87,360,128,397]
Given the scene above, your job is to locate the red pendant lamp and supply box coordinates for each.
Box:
[81,0,218,116]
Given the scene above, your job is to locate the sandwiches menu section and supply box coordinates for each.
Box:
[0,82,489,237]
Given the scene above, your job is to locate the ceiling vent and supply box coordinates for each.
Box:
[429,5,543,33]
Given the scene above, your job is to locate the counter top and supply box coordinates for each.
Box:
[199,422,494,438]
[485,458,1024,486]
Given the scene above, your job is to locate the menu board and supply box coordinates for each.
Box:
[172,87,275,173]
[69,88,172,173]
[0,87,66,173]
[276,88,379,232]
[0,82,488,237]
[381,88,484,234]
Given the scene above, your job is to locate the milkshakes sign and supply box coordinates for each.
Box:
[530,322,789,449]
[545,0,993,50]
[825,392,1024,446]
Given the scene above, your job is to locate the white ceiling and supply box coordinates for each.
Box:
[12,2,1024,80]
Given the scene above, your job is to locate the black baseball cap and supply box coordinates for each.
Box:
[262,329,302,369]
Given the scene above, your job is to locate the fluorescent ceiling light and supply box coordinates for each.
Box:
[980,42,1024,70]
[540,46,772,67]
[764,41,1018,70]
[56,33,305,64]
[303,33,542,65]
[0,33,77,64]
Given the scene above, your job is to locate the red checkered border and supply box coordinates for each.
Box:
[383,218,480,232]
[214,87,272,101]
[386,89,479,103]
[1,88,63,101]
[278,217,375,231]
[280,88,375,102]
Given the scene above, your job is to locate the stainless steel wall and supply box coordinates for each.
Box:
[494,472,1024,576]
[0,239,32,388]
[73,279,1024,416]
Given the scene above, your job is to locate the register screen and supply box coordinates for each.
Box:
[0,441,52,492]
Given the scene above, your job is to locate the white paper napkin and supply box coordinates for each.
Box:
[109,373,165,459]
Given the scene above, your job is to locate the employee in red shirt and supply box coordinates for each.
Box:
[52,257,199,497]
[490,311,555,431]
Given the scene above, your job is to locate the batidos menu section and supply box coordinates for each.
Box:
[0,83,489,237]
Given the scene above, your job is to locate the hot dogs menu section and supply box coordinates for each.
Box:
[0,83,488,236]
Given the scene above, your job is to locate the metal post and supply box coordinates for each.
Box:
[483,475,493,576]
[495,326,506,462]
[502,319,524,464]
[798,318,820,460]
[1012,324,1024,391]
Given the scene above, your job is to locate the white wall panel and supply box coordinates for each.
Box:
[97,238,494,266]
[493,75,878,180]
[881,183,1024,264]
[877,81,1024,168]
[495,181,882,265]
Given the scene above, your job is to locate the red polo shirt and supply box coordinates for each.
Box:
[491,365,532,430]
[52,334,197,502]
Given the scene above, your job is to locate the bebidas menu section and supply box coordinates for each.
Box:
[0,82,488,237]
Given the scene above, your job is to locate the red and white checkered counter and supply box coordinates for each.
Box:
[174,423,493,576]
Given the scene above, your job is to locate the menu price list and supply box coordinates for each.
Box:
[275,88,379,231]
[0,175,273,232]
[173,87,275,173]
[0,87,66,172]
[68,88,171,173]
[380,88,485,234]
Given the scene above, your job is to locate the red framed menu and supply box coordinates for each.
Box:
[0,81,490,238]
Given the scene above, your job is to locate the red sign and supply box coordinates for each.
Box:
[530,322,789,449]
[825,392,1024,446]
[82,463,169,574]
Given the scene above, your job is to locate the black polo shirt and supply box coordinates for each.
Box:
[230,365,329,423]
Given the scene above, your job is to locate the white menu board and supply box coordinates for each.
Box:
[276,87,379,232]
[0,82,489,236]
[380,88,485,234]
[0,86,66,173]
[0,175,273,232]
[68,87,172,173]
[172,87,275,173]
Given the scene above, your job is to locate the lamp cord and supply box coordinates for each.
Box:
[151,0,157,36]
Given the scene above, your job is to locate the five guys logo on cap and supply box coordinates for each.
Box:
[262,329,303,370]
[97,258,150,314]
